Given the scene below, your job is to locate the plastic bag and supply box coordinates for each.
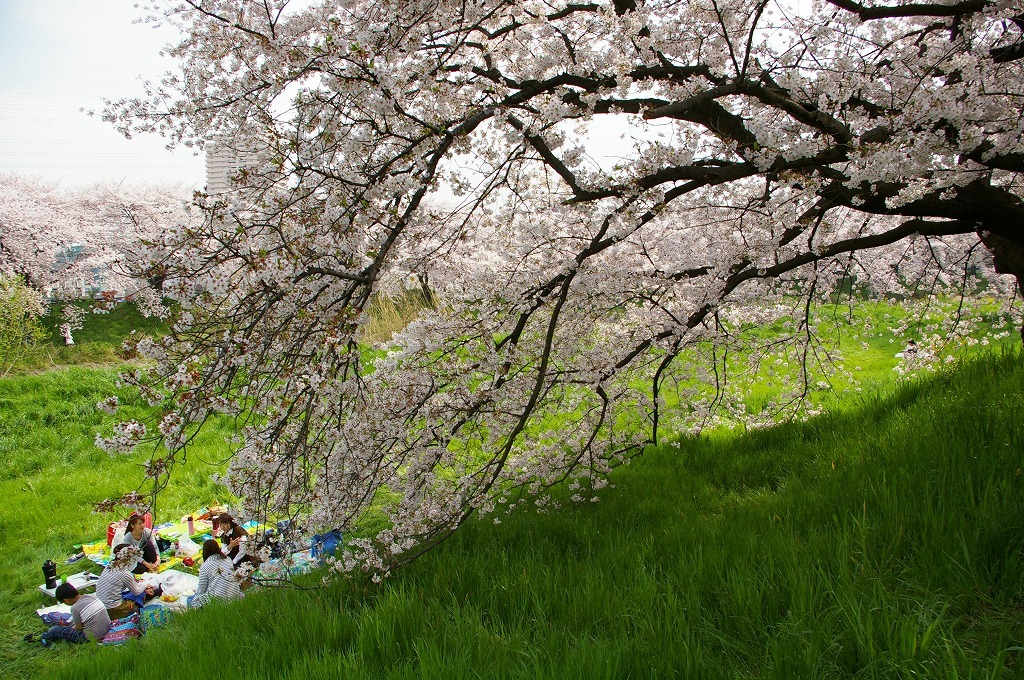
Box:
[106,520,128,547]
[176,534,200,557]
[311,530,342,562]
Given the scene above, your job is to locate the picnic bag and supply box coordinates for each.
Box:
[40,611,72,626]
[139,604,172,631]
[101,613,142,646]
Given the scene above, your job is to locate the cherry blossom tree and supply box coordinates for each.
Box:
[0,173,78,290]
[0,174,192,341]
[72,180,197,303]
[101,0,1023,576]
[0,174,97,343]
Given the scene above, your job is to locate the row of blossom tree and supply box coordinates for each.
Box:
[0,173,192,342]
[94,0,1023,578]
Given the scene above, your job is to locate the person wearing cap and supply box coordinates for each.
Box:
[39,582,111,646]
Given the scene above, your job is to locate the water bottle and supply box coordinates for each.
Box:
[42,560,58,590]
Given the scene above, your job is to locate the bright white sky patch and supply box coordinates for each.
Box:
[0,0,204,187]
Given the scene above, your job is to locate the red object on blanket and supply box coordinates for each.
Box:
[107,521,126,547]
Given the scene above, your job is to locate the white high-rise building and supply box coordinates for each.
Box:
[205,137,257,195]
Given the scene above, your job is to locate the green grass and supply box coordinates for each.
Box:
[2,350,1022,678]
[14,301,169,372]
[0,367,231,677]
[695,295,1021,419]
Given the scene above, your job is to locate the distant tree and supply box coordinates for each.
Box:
[0,174,76,290]
[0,174,191,307]
[0,275,46,377]
[63,180,195,305]
[58,303,86,346]
[101,0,1023,576]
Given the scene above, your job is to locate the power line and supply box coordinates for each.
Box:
[0,91,110,100]
[0,151,196,159]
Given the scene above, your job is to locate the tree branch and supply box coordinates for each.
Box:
[824,0,989,20]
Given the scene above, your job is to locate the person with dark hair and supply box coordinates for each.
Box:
[202,537,224,561]
[115,513,161,574]
[217,513,251,566]
[189,539,244,608]
[38,583,111,647]
[95,544,156,620]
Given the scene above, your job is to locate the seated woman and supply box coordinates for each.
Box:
[190,539,244,608]
[216,513,252,567]
[95,544,157,621]
[116,513,161,574]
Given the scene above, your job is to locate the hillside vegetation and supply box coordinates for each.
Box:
[2,305,1022,678]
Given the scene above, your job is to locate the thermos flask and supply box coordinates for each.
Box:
[42,560,58,590]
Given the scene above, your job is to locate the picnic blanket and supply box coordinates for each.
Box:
[100,613,142,646]
[255,548,316,579]
[82,541,187,572]
[33,506,323,647]
[72,510,317,591]
[82,508,240,568]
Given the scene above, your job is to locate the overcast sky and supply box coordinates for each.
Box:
[0,0,205,187]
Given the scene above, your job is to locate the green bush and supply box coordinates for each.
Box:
[0,275,46,378]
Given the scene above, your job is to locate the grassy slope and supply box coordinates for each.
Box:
[0,351,1019,679]
[26,302,168,372]
[0,368,230,677]
[0,304,220,677]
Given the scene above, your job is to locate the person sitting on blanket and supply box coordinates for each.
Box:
[115,513,161,574]
[189,539,244,608]
[95,544,160,620]
[217,513,252,567]
[39,582,111,647]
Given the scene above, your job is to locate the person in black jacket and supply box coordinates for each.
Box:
[216,513,251,566]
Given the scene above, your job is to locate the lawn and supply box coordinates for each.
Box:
[1,301,1022,678]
